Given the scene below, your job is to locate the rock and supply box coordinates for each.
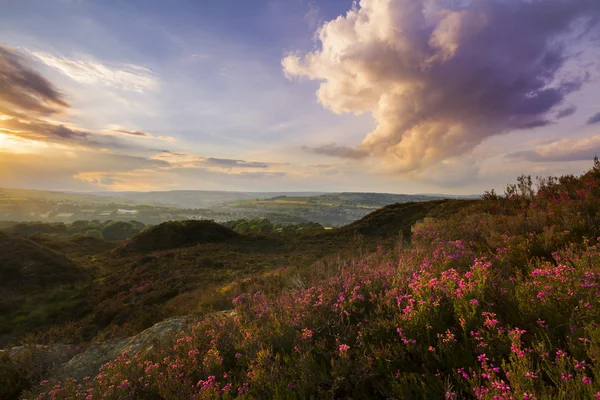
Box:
[52,316,187,381]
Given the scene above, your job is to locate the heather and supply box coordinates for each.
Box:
[20,162,600,399]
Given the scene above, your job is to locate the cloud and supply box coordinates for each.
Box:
[0,117,90,145]
[587,112,600,125]
[152,150,282,170]
[113,128,151,137]
[0,45,69,118]
[0,116,145,150]
[304,1,323,29]
[238,171,287,179]
[283,0,600,173]
[30,50,159,92]
[0,46,165,151]
[303,143,369,159]
[506,135,600,162]
[0,149,170,190]
[556,106,577,119]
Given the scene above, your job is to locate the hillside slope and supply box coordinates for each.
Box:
[0,232,83,287]
[338,199,476,240]
[115,220,240,255]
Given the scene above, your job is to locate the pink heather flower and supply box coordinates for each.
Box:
[235,353,243,358]
[118,380,130,389]
[339,344,350,353]
[470,299,479,306]
[582,376,592,384]
[301,328,313,339]
[561,373,573,381]
[593,392,600,399]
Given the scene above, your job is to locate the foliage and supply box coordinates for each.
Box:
[101,221,144,241]
[224,219,325,234]
[21,161,600,399]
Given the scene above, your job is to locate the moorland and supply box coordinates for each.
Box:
[2,161,600,399]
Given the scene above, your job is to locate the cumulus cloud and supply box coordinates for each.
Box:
[587,112,600,125]
[507,135,600,162]
[283,0,600,172]
[30,50,159,92]
[303,143,369,159]
[0,45,69,118]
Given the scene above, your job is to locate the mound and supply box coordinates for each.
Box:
[0,232,83,287]
[116,220,239,255]
[32,235,117,258]
[339,199,476,241]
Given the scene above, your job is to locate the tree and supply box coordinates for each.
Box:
[101,221,139,241]
[85,229,103,239]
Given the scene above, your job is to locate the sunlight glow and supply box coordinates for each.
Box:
[0,133,47,153]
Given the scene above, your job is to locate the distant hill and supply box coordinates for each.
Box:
[0,188,145,206]
[89,190,477,210]
[88,190,325,209]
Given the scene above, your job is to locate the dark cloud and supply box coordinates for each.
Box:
[0,45,69,117]
[587,112,600,125]
[113,129,151,137]
[303,144,369,159]
[556,106,577,119]
[284,0,600,172]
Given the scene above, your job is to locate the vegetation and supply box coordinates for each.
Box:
[3,161,600,398]
[224,219,325,234]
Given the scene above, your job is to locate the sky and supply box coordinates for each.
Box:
[1,0,600,194]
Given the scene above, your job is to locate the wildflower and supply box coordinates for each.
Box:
[301,328,313,339]
[582,376,592,384]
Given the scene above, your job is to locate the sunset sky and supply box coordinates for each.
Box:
[1,0,600,194]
